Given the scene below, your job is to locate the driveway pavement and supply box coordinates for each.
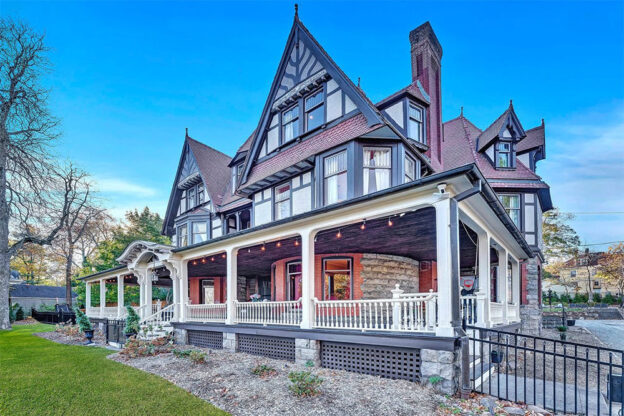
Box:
[575,320,624,350]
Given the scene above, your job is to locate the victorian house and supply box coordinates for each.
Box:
[80,14,551,393]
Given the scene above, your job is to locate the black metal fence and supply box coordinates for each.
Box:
[31,307,75,324]
[105,319,127,345]
[466,324,624,416]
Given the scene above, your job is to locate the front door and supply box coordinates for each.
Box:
[202,280,215,304]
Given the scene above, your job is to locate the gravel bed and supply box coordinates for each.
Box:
[35,329,107,347]
[110,348,440,416]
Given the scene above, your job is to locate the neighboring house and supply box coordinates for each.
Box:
[557,251,618,296]
[79,15,551,393]
[9,270,22,285]
[9,284,77,313]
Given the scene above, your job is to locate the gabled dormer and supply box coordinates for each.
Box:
[476,102,526,170]
[238,14,384,191]
[162,133,232,240]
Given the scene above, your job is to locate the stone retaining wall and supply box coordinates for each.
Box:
[360,254,419,298]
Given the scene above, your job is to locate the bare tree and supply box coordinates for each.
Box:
[0,20,73,329]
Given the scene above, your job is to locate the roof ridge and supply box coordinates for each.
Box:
[186,135,233,160]
[460,116,481,164]
[525,124,544,132]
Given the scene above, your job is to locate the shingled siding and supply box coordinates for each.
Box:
[360,254,419,299]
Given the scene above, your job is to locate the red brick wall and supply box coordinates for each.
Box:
[418,261,438,292]
[188,276,225,304]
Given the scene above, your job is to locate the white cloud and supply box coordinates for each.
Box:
[539,103,624,248]
[94,177,158,197]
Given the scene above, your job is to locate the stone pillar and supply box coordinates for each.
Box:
[117,275,124,318]
[420,346,462,395]
[521,257,542,334]
[222,332,238,352]
[295,338,321,366]
[99,279,106,318]
[300,228,316,329]
[174,327,188,345]
[434,197,461,337]
[225,248,238,325]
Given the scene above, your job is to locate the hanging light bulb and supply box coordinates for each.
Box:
[276,241,282,248]
[294,239,300,246]
[261,243,266,252]
[336,229,342,239]
[192,260,198,266]
[360,220,366,230]
[387,217,393,227]
[201,258,206,264]
[221,253,226,259]
[211,256,215,262]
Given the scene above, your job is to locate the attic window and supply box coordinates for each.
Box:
[231,163,243,194]
[305,90,325,132]
[407,103,425,144]
[282,106,300,143]
[495,142,513,168]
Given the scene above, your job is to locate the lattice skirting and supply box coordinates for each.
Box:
[238,334,295,361]
[320,342,421,382]
[187,330,224,349]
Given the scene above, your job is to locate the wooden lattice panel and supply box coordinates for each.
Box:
[320,342,421,382]
[187,330,224,349]
[238,334,295,361]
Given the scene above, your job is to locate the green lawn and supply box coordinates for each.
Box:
[0,323,227,415]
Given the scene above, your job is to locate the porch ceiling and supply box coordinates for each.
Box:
[188,207,478,278]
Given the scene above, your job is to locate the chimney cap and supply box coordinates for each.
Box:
[409,21,442,59]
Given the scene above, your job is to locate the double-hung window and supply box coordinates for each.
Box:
[274,183,291,220]
[323,258,352,300]
[191,222,207,244]
[177,225,188,247]
[178,190,187,215]
[304,90,324,132]
[499,194,521,227]
[231,164,243,194]
[282,106,299,143]
[323,151,347,205]
[197,183,205,204]
[404,154,416,183]
[496,142,512,168]
[407,104,424,144]
[188,187,196,209]
[363,147,391,195]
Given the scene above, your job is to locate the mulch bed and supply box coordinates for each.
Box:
[110,347,440,416]
[35,329,107,346]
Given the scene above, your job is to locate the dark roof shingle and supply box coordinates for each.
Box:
[11,284,76,299]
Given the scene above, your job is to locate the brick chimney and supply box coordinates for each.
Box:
[409,22,443,165]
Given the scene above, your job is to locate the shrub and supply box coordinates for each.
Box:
[557,325,568,332]
[189,350,207,364]
[573,293,589,304]
[429,375,444,385]
[305,360,315,368]
[124,306,140,336]
[15,305,24,321]
[73,307,93,332]
[603,293,617,304]
[593,293,602,303]
[560,294,571,304]
[9,306,16,323]
[288,371,323,397]
[252,364,277,378]
[55,323,81,337]
[172,348,193,358]
[121,337,173,358]
[38,303,56,312]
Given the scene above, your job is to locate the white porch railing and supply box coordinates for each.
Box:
[186,303,227,323]
[490,302,504,324]
[100,306,119,318]
[86,306,98,317]
[461,295,478,325]
[313,292,438,332]
[507,303,520,322]
[235,299,302,326]
[141,304,175,326]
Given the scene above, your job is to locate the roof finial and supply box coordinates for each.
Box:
[460,106,464,117]
[294,3,299,20]
[509,99,513,109]
[185,127,189,137]
[541,118,545,126]
[357,77,361,88]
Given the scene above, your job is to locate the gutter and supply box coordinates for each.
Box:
[77,265,127,281]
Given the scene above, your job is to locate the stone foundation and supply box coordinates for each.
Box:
[420,347,462,395]
[360,253,420,298]
[295,338,321,366]
[223,332,238,352]
[174,327,188,344]
[521,257,542,334]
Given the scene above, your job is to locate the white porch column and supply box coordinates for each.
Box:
[300,228,316,329]
[117,275,124,318]
[179,260,189,322]
[511,257,520,320]
[168,261,181,321]
[434,198,461,337]
[497,247,509,323]
[225,248,238,325]
[145,271,153,316]
[138,276,145,319]
[477,231,491,327]
[85,281,92,314]
[99,279,106,318]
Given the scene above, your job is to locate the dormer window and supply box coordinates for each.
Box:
[305,90,325,132]
[407,103,425,144]
[282,106,299,143]
[495,142,513,168]
[231,163,243,194]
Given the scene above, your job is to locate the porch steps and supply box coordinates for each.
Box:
[469,356,496,390]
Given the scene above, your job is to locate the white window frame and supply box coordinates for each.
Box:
[499,194,521,228]
[407,103,425,144]
[362,146,391,195]
[274,182,291,220]
[323,150,348,206]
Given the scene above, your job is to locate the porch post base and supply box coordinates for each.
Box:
[223,332,238,352]
[295,338,321,367]
[173,328,188,345]
[420,346,462,395]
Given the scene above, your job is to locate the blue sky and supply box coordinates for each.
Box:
[4,0,624,250]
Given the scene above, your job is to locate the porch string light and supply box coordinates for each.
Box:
[261,243,266,251]
[387,217,394,227]
[336,229,342,239]
[360,219,366,230]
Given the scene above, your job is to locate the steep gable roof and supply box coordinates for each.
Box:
[239,16,385,186]
[517,121,545,155]
[476,102,527,152]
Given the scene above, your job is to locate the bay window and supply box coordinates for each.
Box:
[323,258,352,300]
[323,151,347,205]
[197,183,205,204]
[191,222,207,244]
[363,147,391,195]
[404,154,416,183]
[499,194,521,227]
[177,225,188,247]
[274,183,291,220]
[178,190,187,215]
[231,164,243,194]
[305,90,324,132]
[282,106,299,143]
[407,103,424,144]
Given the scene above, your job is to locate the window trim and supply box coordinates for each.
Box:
[177,224,189,247]
[322,149,349,206]
[191,221,208,245]
[498,193,521,229]
[321,256,354,301]
[362,146,392,195]
[273,181,292,221]
[407,101,425,144]
[404,153,417,183]
[285,260,302,301]
[494,140,515,169]
[304,88,326,133]
[281,104,300,144]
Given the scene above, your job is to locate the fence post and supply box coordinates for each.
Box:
[391,284,403,330]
